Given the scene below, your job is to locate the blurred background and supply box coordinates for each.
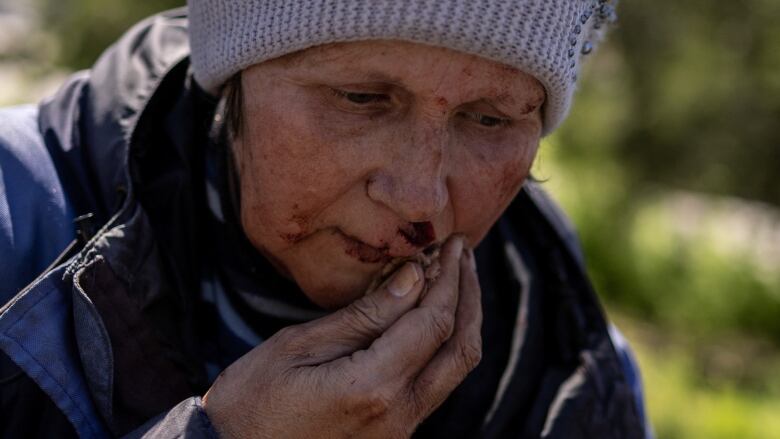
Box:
[1,0,778,437]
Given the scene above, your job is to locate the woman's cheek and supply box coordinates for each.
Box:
[239,102,386,248]
[496,139,538,203]
[454,138,538,242]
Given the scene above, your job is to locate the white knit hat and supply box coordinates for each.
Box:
[188,0,618,135]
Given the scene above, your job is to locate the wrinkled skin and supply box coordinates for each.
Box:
[204,41,545,438]
[205,238,482,439]
[232,40,545,309]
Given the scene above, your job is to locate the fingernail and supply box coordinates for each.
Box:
[468,249,477,271]
[387,263,421,297]
[453,236,465,257]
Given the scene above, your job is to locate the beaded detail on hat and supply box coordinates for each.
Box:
[566,0,619,84]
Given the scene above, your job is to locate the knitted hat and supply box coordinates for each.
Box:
[188,0,618,135]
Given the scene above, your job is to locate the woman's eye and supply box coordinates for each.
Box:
[331,89,389,104]
[459,111,512,128]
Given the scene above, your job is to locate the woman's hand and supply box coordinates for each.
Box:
[202,236,483,439]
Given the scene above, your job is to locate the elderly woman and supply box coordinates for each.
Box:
[0,1,649,438]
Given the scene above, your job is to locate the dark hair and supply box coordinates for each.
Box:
[223,72,244,140]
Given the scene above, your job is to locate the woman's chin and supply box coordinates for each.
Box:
[293,268,376,310]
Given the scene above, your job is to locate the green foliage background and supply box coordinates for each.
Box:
[538,2,780,436]
[5,1,780,437]
[38,0,184,69]
[543,0,780,346]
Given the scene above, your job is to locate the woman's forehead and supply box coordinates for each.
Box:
[266,40,545,102]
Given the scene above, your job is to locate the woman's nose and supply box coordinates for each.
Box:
[366,121,450,222]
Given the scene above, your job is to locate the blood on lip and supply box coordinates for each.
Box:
[340,232,391,264]
[399,222,436,248]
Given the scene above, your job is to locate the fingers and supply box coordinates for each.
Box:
[282,261,425,365]
[341,236,465,381]
[411,249,483,416]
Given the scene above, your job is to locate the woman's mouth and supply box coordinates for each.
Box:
[337,230,393,264]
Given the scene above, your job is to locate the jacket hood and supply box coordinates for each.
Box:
[37,8,191,225]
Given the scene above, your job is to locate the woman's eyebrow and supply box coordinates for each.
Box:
[470,93,539,115]
[493,90,546,114]
[490,93,516,106]
[330,69,405,87]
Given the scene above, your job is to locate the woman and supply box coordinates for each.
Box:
[0,1,649,438]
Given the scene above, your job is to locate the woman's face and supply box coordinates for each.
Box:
[233,41,545,309]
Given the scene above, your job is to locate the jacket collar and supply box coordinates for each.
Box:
[37,7,191,225]
[0,8,196,436]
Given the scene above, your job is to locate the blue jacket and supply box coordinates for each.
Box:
[0,8,650,439]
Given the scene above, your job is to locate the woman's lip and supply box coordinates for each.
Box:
[336,230,393,264]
